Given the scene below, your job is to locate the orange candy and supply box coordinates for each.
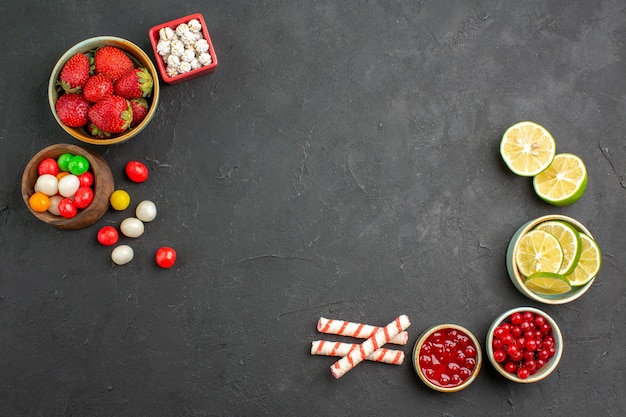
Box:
[29,192,50,212]
[56,171,71,181]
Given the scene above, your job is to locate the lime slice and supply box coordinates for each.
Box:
[533,153,588,206]
[566,233,602,286]
[534,220,582,276]
[500,121,556,176]
[525,272,572,296]
[515,229,564,277]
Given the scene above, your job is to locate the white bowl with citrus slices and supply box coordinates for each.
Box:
[506,215,602,304]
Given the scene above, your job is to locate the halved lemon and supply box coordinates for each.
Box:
[515,229,564,277]
[566,233,602,286]
[534,220,582,276]
[525,272,572,296]
[533,153,588,206]
[500,121,556,176]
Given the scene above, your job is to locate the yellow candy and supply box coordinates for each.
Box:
[110,189,130,211]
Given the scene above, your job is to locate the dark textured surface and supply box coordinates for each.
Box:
[1,1,625,416]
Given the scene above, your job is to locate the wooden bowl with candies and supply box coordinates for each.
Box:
[486,306,563,383]
[21,143,114,230]
[413,324,482,392]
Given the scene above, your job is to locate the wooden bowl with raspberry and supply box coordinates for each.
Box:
[48,36,160,145]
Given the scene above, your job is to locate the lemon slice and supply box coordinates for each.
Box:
[566,233,602,286]
[534,220,582,276]
[525,272,572,296]
[515,229,564,277]
[533,153,588,206]
[500,121,556,176]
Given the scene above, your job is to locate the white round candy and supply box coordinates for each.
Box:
[135,200,157,222]
[34,174,59,196]
[58,174,80,197]
[120,217,144,238]
[48,195,63,216]
[111,245,134,265]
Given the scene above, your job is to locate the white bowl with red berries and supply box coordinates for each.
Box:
[48,36,160,145]
[486,307,563,383]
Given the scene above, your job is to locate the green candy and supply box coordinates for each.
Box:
[67,155,90,175]
[57,153,73,172]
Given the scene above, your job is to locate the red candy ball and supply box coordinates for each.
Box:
[125,160,149,183]
[58,198,77,218]
[156,247,176,268]
[73,186,94,209]
[78,171,94,187]
[38,158,59,176]
[97,226,119,246]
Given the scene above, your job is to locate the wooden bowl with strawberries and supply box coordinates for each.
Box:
[48,36,160,146]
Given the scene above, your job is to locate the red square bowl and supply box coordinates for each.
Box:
[148,13,218,84]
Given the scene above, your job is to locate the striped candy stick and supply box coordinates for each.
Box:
[330,314,411,379]
[317,317,409,345]
[311,340,404,365]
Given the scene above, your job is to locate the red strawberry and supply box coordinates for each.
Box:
[94,46,134,81]
[114,68,153,99]
[129,98,149,127]
[58,53,90,93]
[87,95,132,134]
[55,93,90,127]
[83,74,114,103]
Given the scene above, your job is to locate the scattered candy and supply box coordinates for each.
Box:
[110,189,131,210]
[97,226,119,246]
[48,195,63,216]
[317,317,409,345]
[155,246,176,268]
[38,158,59,176]
[29,192,50,212]
[58,198,77,218]
[135,200,157,222]
[67,155,90,175]
[125,160,149,183]
[330,315,411,379]
[58,174,80,197]
[34,174,59,196]
[73,186,94,209]
[311,340,405,365]
[111,245,134,265]
[120,217,144,238]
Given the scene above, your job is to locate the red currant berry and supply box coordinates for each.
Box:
[537,349,550,361]
[512,326,522,337]
[520,321,532,331]
[548,346,557,358]
[523,350,535,361]
[540,323,552,334]
[534,315,546,327]
[494,326,506,339]
[510,312,523,325]
[510,350,523,362]
[504,361,517,373]
[502,333,514,345]
[516,337,526,347]
[525,359,537,372]
[516,367,530,379]
[493,350,507,362]
[542,336,555,349]
[492,338,504,350]
[522,311,534,323]
[536,359,546,369]
[502,323,512,332]
[525,339,539,351]
[506,344,519,356]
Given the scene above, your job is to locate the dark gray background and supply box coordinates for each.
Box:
[1,1,625,416]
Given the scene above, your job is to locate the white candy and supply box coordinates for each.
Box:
[159,27,176,41]
[58,175,80,197]
[167,54,181,68]
[188,19,202,33]
[156,39,171,56]
[111,245,134,265]
[198,52,212,66]
[135,200,157,222]
[178,61,192,73]
[181,48,196,63]
[175,23,190,37]
[166,66,179,77]
[170,39,185,56]
[190,59,201,70]
[34,174,58,196]
[48,195,63,216]
[120,217,144,238]
[194,39,209,54]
